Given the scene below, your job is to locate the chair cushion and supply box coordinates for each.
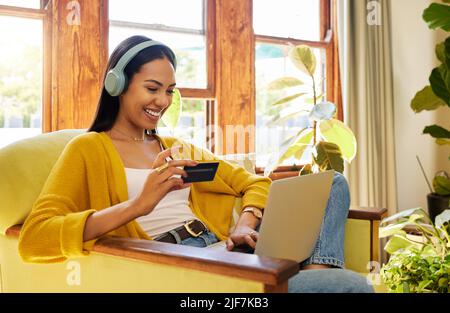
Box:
[0,129,85,234]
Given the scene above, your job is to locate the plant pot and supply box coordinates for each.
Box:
[427,193,450,222]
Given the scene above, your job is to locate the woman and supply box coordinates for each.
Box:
[18,35,373,293]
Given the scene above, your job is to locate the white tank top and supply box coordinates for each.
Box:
[124,167,198,238]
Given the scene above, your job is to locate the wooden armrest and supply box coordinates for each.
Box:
[348,206,387,221]
[5,225,299,286]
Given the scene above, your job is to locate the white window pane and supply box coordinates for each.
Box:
[0,15,43,148]
[109,0,204,31]
[253,0,321,41]
[0,0,40,9]
[109,26,207,89]
[157,99,206,147]
[255,43,326,167]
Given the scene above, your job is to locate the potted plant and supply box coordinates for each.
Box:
[410,1,450,221]
[264,45,357,176]
[379,208,450,293]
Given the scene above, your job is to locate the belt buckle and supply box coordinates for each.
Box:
[184,220,203,238]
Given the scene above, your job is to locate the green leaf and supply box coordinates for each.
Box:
[278,129,314,164]
[267,106,311,127]
[433,175,450,196]
[435,210,450,229]
[263,128,312,177]
[319,119,357,162]
[280,127,313,147]
[384,235,421,254]
[430,66,450,106]
[289,45,316,76]
[445,37,450,69]
[381,207,427,225]
[411,86,447,113]
[309,101,336,121]
[160,88,182,129]
[436,38,450,69]
[436,42,445,63]
[436,138,450,146]
[423,3,450,31]
[380,226,409,240]
[299,164,313,176]
[379,214,425,238]
[418,280,433,292]
[271,93,306,106]
[267,77,304,91]
[313,141,344,173]
[304,94,324,104]
[423,125,450,139]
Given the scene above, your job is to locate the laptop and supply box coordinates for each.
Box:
[207,170,335,262]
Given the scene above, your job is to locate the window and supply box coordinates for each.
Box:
[253,0,321,41]
[109,0,208,89]
[157,99,207,148]
[109,0,214,149]
[0,4,45,148]
[0,0,40,9]
[253,0,334,168]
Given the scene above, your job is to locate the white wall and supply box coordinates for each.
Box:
[390,0,450,211]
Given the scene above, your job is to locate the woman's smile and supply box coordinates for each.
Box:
[143,107,161,122]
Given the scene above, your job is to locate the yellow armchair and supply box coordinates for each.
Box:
[0,130,386,292]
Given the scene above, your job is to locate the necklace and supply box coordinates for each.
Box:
[112,127,146,142]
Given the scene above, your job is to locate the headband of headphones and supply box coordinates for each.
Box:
[105,40,175,97]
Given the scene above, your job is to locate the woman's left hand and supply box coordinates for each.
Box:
[226,225,259,251]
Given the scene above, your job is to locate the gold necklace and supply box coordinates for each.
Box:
[112,127,146,142]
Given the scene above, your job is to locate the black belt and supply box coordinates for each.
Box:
[154,220,208,244]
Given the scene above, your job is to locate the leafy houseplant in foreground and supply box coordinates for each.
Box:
[264,45,356,176]
[410,1,450,219]
[379,208,450,293]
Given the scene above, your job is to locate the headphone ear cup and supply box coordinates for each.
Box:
[122,75,128,94]
[105,70,125,97]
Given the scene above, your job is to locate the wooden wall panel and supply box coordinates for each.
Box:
[50,0,107,131]
[214,0,255,155]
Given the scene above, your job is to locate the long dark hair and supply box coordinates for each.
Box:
[88,35,177,134]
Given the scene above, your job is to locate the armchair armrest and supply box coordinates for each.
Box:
[5,225,299,292]
[348,206,387,221]
[344,206,387,275]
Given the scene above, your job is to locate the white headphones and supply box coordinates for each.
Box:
[104,40,174,97]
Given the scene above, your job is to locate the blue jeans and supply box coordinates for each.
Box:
[179,173,373,293]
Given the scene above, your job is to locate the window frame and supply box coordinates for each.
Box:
[107,0,216,151]
[254,0,340,119]
[253,0,342,173]
[104,0,340,165]
[0,0,51,132]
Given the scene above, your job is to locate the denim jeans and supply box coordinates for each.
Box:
[178,172,374,293]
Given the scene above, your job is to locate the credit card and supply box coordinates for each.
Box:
[182,162,219,183]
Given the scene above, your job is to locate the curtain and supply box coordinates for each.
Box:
[337,0,398,215]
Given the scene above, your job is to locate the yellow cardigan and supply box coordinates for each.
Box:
[18,131,271,263]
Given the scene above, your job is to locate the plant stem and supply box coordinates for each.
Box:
[312,74,317,146]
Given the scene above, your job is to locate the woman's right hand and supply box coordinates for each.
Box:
[131,146,198,217]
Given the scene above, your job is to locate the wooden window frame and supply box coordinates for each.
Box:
[0,2,51,132]
[107,0,216,151]
[254,0,341,120]
[107,0,215,100]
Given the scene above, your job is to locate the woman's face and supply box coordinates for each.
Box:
[118,57,176,131]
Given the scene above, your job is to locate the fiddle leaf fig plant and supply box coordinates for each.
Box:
[410,1,450,197]
[264,45,356,176]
